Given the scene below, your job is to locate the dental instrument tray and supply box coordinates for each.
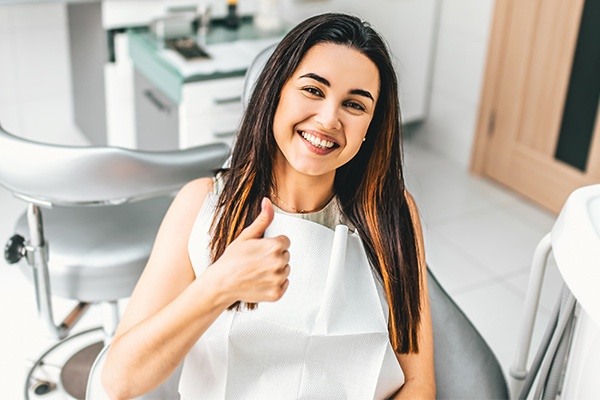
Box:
[166,38,211,60]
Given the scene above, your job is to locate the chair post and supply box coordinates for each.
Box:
[102,300,120,344]
[26,204,89,340]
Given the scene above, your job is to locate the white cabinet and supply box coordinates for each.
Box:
[179,76,245,148]
[105,27,280,150]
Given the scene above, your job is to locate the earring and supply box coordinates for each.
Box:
[362,137,366,142]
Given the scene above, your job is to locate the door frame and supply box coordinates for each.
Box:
[470,0,599,213]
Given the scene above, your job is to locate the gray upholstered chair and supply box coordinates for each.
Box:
[429,269,509,399]
[86,44,509,399]
[0,125,229,399]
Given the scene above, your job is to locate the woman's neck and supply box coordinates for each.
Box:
[271,167,335,214]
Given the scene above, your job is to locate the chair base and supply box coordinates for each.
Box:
[60,341,104,399]
[26,328,104,400]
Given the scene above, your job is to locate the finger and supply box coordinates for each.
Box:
[282,264,291,277]
[275,234,291,250]
[282,250,290,264]
[280,279,290,295]
[238,197,275,240]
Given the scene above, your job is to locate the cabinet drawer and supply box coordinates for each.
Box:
[181,110,242,148]
[182,76,245,116]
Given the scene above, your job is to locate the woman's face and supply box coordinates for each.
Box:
[272,43,380,181]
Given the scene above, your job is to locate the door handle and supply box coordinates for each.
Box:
[212,95,242,105]
[213,130,237,138]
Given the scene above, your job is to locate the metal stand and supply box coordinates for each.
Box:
[509,233,553,396]
[5,204,118,399]
[25,327,104,400]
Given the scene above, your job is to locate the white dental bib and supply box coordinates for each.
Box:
[179,194,404,399]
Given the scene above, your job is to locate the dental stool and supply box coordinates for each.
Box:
[0,124,229,399]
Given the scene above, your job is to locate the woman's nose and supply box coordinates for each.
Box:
[314,101,341,130]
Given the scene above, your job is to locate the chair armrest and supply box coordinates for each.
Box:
[0,124,230,206]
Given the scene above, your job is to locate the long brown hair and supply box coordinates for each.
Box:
[210,13,422,354]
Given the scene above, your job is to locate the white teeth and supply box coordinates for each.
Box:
[300,131,335,149]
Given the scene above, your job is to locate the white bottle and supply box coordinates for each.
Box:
[254,0,282,32]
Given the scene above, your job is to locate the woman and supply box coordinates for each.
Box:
[102,13,435,399]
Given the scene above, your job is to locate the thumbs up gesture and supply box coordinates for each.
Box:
[237,197,278,241]
[209,198,291,305]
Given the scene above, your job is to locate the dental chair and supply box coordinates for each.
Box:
[86,44,509,399]
[0,125,229,399]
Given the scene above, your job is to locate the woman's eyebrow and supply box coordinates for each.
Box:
[299,72,374,102]
[349,89,374,102]
[300,72,330,86]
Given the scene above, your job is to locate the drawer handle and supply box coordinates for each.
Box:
[144,90,171,114]
[213,130,237,138]
[213,95,242,105]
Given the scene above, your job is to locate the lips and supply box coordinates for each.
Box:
[298,130,339,150]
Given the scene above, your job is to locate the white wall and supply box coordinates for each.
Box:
[415,0,495,169]
[0,2,75,142]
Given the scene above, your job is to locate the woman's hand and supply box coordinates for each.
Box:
[206,198,291,305]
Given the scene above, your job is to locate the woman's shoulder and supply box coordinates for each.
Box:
[180,177,215,196]
[168,177,215,221]
[177,177,214,202]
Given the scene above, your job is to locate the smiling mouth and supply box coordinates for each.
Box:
[298,131,339,150]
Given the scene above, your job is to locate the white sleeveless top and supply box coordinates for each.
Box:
[179,190,404,399]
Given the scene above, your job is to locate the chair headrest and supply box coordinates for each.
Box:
[242,44,277,108]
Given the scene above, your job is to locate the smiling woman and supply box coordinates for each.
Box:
[101,12,435,400]
[272,43,379,188]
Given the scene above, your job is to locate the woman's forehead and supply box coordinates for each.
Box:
[292,43,380,96]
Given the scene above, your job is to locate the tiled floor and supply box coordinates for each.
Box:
[0,122,565,399]
[404,131,564,370]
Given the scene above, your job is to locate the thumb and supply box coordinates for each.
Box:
[238,197,274,240]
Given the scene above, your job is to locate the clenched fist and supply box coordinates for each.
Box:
[207,198,291,305]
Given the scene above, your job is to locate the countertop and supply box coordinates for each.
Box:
[127,18,285,104]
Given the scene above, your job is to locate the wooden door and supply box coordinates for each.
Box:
[472,0,600,213]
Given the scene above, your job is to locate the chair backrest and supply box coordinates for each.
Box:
[242,44,276,107]
[0,124,229,206]
[428,269,509,399]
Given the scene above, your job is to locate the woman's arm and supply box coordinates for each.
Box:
[101,178,221,399]
[101,179,291,399]
[394,191,436,399]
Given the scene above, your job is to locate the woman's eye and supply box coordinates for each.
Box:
[302,86,323,97]
[344,100,366,112]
